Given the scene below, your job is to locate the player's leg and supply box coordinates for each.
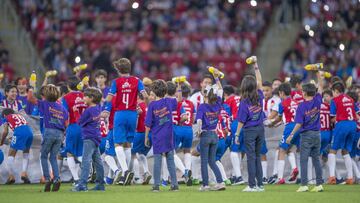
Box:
[6,149,17,184]
[261,140,268,184]
[208,138,225,191]
[137,153,152,185]
[113,112,129,173]
[73,140,93,191]
[152,153,162,191]
[90,144,105,191]
[269,148,279,184]
[166,150,179,190]
[162,156,169,186]
[199,132,211,187]
[309,132,323,187]
[191,148,201,185]
[49,135,63,192]
[40,135,52,191]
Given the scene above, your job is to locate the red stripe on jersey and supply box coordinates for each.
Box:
[136,102,147,132]
[320,102,331,131]
[224,95,240,120]
[5,114,27,131]
[333,94,357,122]
[291,90,304,103]
[178,100,195,126]
[63,91,87,124]
[113,76,140,111]
[281,97,298,124]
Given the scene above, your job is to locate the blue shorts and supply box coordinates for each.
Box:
[113,110,136,144]
[350,132,360,158]
[105,130,116,157]
[261,140,268,155]
[320,130,332,155]
[11,125,33,151]
[59,145,67,158]
[65,123,83,157]
[174,125,193,149]
[230,121,245,152]
[132,132,152,155]
[0,149,4,165]
[279,123,300,150]
[99,136,107,155]
[331,121,357,152]
[216,138,227,161]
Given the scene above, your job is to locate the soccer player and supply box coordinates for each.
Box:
[102,58,148,185]
[62,76,87,184]
[223,85,245,185]
[145,80,179,192]
[327,82,358,185]
[94,69,110,101]
[0,108,33,184]
[72,87,105,192]
[268,82,299,184]
[290,75,304,103]
[1,84,24,112]
[15,77,34,115]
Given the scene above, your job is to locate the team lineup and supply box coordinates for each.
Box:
[0,56,359,193]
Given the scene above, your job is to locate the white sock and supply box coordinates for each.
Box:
[335,170,342,180]
[105,155,119,173]
[192,156,201,179]
[22,153,30,172]
[343,154,353,179]
[162,156,169,180]
[137,154,149,173]
[184,153,191,170]
[77,156,82,163]
[261,161,268,178]
[308,157,313,181]
[7,156,16,175]
[352,159,360,179]
[209,166,216,184]
[125,148,131,165]
[216,161,227,181]
[107,169,114,179]
[67,157,79,180]
[174,154,186,174]
[288,152,297,169]
[39,158,44,176]
[115,146,128,171]
[134,158,140,178]
[272,149,279,175]
[278,160,285,179]
[230,152,242,177]
[57,159,63,174]
[328,153,336,177]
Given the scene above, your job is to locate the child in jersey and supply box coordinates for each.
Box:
[0,108,33,184]
[15,77,34,115]
[1,84,24,112]
[320,90,333,159]
[289,75,304,103]
[102,58,148,185]
[327,82,358,185]
[223,85,245,185]
[269,82,299,184]
[145,80,180,192]
[29,85,68,192]
[62,76,87,184]
[72,87,104,192]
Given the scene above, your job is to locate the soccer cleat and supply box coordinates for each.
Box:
[224,179,232,186]
[123,170,134,186]
[161,179,168,187]
[277,178,285,185]
[71,184,88,192]
[105,177,114,185]
[113,170,122,185]
[184,169,192,186]
[336,177,346,185]
[52,180,61,192]
[169,185,179,191]
[288,168,299,182]
[199,185,211,192]
[229,176,236,184]
[268,174,278,184]
[72,179,80,187]
[44,180,52,192]
[211,182,226,191]
[142,172,152,185]
[257,186,265,192]
[232,176,245,185]
[5,176,15,185]
[21,172,31,184]
[327,176,336,185]
[296,186,309,192]
[310,185,324,192]
[152,186,160,192]
[242,186,258,192]
[192,178,200,185]
[89,184,105,191]
[262,177,268,185]
[345,178,354,185]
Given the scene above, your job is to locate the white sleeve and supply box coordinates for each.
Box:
[271,97,281,112]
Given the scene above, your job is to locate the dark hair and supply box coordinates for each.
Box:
[223,85,235,96]
[302,83,317,97]
[113,58,131,74]
[204,88,218,104]
[278,83,291,96]
[68,76,80,91]
[84,87,103,104]
[5,84,17,93]
[262,81,272,87]
[290,75,301,88]
[240,75,259,105]
[94,69,108,78]
[330,76,343,85]
[322,89,333,97]
[181,84,191,98]
[166,81,176,96]
[57,82,69,96]
[15,77,27,85]
[347,91,358,102]
[272,78,282,83]
[331,81,345,93]
[44,85,60,102]
[2,108,15,117]
[152,80,167,98]
[202,74,214,83]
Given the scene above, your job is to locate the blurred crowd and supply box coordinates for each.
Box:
[14,0,276,88]
[0,39,15,81]
[282,0,360,81]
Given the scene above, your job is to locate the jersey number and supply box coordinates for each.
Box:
[122,94,129,109]
[320,114,329,129]
[346,107,354,120]
[13,115,27,126]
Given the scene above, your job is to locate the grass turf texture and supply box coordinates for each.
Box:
[0,184,359,203]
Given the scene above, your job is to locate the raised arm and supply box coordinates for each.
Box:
[253,60,262,90]
[316,71,325,94]
[27,88,38,105]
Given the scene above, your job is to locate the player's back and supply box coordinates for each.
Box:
[281,97,298,125]
[331,94,357,122]
[63,91,87,124]
[179,99,195,126]
[291,90,304,103]
[5,114,28,130]
[225,95,240,120]
[320,102,331,131]
[112,76,141,111]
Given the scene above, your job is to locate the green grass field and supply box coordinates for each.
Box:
[0,184,359,203]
